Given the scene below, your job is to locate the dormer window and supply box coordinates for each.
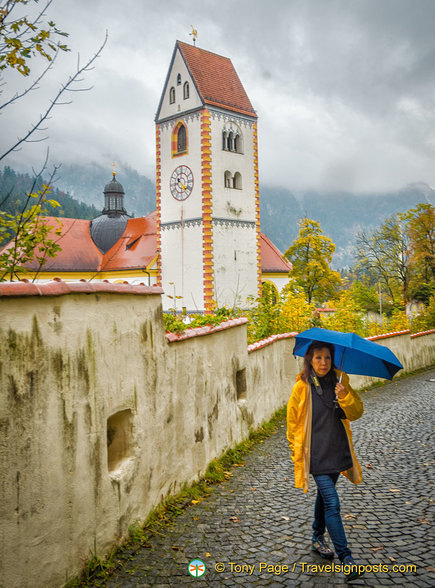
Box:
[169,87,175,104]
[177,73,181,85]
[183,81,190,99]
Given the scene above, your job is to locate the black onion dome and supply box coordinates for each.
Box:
[90,214,128,253]
[104,175,125,196]
[90,172,129,253]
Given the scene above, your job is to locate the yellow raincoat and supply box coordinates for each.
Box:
[287,369,364,493]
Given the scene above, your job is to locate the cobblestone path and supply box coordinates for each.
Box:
[102,369,434,587]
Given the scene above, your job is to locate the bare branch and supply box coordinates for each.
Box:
[0,50,59,111]
[0,30,108,162]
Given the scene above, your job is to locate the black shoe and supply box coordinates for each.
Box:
[342,555,364,582]
[312,535,334,559]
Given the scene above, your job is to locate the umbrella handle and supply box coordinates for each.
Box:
[338,350,345,383]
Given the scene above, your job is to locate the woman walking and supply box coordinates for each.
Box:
[287,341,364,582]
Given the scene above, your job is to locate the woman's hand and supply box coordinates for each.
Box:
[335,382,348,399]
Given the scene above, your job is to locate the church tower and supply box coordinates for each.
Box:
[155,41,261,312]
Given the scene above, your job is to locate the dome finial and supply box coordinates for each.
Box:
[112,161,116,178]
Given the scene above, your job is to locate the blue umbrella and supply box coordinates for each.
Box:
[293,327,403,380]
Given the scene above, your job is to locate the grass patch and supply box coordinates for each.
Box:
[67,405,287,587]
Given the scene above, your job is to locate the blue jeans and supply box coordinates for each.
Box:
[312,473,351,561]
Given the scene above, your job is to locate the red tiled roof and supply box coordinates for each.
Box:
[101,212,157,271]
[2,211,289,277]
[3,213,158,273]
[178,41,257,118]
[3,217,102,272]
[260,233,292,273]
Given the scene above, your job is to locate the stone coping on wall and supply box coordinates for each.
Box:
[247,328,434,354]
[367,330,411,341]
[165,317,248,343]
[410,328,435,338]
[0,278,164,297]
[247,332,298,353]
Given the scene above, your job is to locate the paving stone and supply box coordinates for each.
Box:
[95,369,434,587]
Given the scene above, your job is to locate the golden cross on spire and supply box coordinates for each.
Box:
[190,25,198,46]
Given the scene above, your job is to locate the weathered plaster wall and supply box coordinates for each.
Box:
[0,283,433,588]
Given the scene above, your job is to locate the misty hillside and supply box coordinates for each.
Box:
[259,183,434,268]
[54,162,156,218]
[3,162,433,270]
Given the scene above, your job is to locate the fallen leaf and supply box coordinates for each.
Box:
[284,477,289,482]
[250,487,256,491]
[282,516,290,521]
[193,517,199,521]
[389,557,396,563]
[344,514,357,519]
[365,463,373,469]
[171,546,183,551]
[370,546,384,551]
[232,463,245,467]
[389,488,400,492]
[191,499,201,504]
[418,517,430,525]
[229,516,240,522]
[205,553,211,558]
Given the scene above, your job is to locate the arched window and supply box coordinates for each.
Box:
[234,134,240,153]
[227,132,234,151]
[261,281,279,305]
[169,87,175,104]
[177,74,181,85]
[224,171,232,188]
[183,81,189,99]
[233,172,242,189]
[171,120,189,157]
[177,124,187,153]
[222,122,243,153]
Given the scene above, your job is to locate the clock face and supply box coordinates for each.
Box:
[170,165,194,201]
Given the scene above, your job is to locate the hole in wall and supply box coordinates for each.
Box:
[236,368,247,400]
[107,409,133,472]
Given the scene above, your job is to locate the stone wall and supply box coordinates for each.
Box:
[0,281,433,588]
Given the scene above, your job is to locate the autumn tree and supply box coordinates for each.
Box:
[0,0,106,280]
[402,203,435,303]
[355,214,410,306]
[284,218,342,304]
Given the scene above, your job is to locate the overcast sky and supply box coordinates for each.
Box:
[2,0,435,193]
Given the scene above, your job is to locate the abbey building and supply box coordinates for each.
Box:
[5,41,291,311]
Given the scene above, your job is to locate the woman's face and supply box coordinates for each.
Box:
[310,347,332,377]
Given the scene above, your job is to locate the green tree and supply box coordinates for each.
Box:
[276,285,315,333]
[0,170,62,281]
[284,217,342,304]
[355,214,410,306]
[245,283,281,344]
[402,203,435,303]
[322,290,366,335]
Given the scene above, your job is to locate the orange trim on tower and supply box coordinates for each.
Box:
[201,109,214,313]
[253,122,262,296]
[155,124,162,286]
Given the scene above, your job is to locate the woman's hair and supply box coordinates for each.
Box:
[301,341,337,383]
